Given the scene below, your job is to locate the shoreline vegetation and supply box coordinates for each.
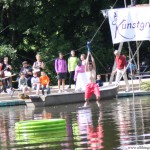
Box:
[141,82,150,91]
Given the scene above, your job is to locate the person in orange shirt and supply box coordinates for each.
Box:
[40,71,50,95]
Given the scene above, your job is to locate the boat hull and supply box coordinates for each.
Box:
[30,84,118,107]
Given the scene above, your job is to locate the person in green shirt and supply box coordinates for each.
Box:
[68,50,78,88]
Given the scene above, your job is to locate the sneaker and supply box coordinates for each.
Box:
[62,90,68,93]
[58,90,61,93]
[125,88,130,92]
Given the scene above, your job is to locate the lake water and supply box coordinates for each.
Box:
[0,96,150,150]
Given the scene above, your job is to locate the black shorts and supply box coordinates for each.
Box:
[57,73,66,80]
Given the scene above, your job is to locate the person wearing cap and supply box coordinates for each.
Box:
[114,50,130,92]
[20,61,33,87]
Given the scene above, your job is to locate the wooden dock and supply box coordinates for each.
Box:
[0,78,149,107]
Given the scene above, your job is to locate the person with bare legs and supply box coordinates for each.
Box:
[18,73,31,95]
[31,72,40,95]
[55,52,67,93]
[84,51,100,107]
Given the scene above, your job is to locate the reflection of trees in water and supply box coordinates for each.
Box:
[115,97,150,148]
[0,106,28,148]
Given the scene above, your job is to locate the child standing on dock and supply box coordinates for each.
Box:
[40,71,50,95]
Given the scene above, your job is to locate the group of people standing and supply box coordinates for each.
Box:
[54,50,103,93]
[0,48,132,107]
[55,50,102,107]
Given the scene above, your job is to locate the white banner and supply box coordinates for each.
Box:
[108,7,150,44]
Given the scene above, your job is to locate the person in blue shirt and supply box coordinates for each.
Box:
[96,74,103,87]
[127,60,135,79]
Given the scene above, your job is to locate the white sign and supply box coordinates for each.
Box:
[108,7,150,44]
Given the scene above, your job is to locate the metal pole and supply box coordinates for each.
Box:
[124,0,127,8]
[128,42,138,71]
[136,41,141,90]
[128,42,134,96]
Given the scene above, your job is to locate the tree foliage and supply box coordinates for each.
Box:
[0,0,150,84]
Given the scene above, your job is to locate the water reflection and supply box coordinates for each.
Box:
[77,107,104,149]
[0,96,149,149]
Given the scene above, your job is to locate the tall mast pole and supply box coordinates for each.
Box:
[124,0,127,8]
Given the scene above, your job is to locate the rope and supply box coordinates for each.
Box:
[44,45,86,64]
[0,25,10,34]
[90,0,119,43]
[91,51,108,72]
[0,0,119,65]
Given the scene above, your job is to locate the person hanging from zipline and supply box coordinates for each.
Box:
[84,42,100,107]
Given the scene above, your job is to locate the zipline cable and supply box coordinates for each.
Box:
[0,25,10,34]
[91,51,108,73]
[90,0,119,43]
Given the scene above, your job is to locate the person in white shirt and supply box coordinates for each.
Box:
[31,72,40,95]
